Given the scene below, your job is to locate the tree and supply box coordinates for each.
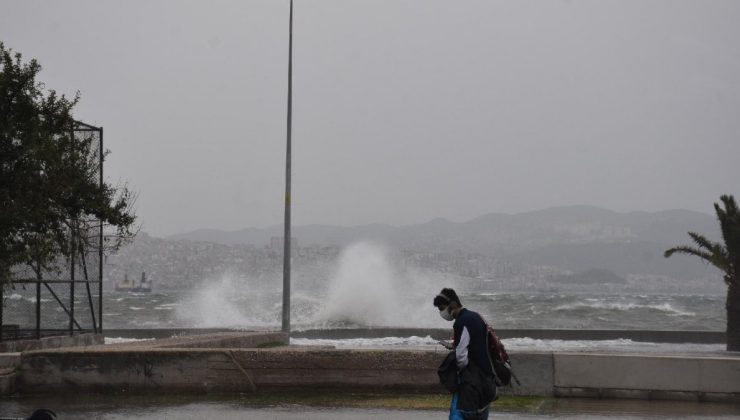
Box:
[0,42,136,285]
[665,195,740,351]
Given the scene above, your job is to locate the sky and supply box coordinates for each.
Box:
[2,0,739,237]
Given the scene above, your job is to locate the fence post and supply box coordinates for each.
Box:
[36,262,41,339]
[0,281,3,342]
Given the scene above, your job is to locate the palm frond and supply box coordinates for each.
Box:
[715,195,740,268]
[687,231,731,267]
[687,231,724,253]
[720,195,738,214]
[664,245,730,271]
[665,246,711,260]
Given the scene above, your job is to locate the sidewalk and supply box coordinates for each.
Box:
[2,397,740,420]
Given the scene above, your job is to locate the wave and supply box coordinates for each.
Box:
[290,336,724,353]
[105,337,155,345]
[554,301,695,317]
[291,335,442,349]
[154,303,180,310]
[5,293,53,303]
[503,337,722,353]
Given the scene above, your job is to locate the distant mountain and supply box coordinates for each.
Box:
[166,206,720,280]
[167,223,398,247]
[168,205,717,250]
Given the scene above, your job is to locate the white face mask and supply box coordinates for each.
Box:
[439,307,454,321]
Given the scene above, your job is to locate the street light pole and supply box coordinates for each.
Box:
[282,0,294,335]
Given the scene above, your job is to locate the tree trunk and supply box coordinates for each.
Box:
[726,281,740,351]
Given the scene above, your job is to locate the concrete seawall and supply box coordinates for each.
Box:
[553,352,740,401]
[14,332,740,402]
[0,333,103,353]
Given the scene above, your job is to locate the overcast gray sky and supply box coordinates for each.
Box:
[2,0,739,237]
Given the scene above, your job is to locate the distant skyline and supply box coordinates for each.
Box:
[2,0,739,236]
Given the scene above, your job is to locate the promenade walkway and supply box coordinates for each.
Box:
[2,395,740,419]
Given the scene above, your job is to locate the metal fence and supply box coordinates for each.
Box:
[1,121,104,341]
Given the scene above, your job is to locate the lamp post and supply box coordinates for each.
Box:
[282,0,294,335]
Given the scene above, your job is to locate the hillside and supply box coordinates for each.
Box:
[164,206,719,281]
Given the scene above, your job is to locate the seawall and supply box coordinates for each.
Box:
[14,332,740,403]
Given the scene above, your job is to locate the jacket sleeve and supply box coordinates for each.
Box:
[455,326,470,369]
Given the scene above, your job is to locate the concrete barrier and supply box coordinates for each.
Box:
[505,352,554,396]
[0,333,102,353]
[13,333,740,402]
[553,352,740,402]
[18,348,442,393]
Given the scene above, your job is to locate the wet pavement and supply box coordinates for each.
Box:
[2,395,740,419]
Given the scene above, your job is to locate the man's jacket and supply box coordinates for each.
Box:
[457,359,497,412]
[438,351,496,412]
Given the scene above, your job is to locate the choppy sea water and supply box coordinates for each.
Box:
[93,290,724,331]
[4,286,727,353]
[4,289,723,331]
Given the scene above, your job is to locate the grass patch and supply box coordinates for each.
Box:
[255,341,287,348]
[235,389,548,411]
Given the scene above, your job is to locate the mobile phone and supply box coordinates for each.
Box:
[437,340,453,350]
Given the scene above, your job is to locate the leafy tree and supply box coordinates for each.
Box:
[665,195,740,351]
[0,42,136,285]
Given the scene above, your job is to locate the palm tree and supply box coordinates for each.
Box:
[665,195,740,351]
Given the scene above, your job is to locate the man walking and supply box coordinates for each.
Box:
[434,288,496,420]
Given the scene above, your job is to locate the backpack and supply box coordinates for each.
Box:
[479,315,519,387]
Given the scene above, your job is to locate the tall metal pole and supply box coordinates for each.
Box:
[282,0,294,335]
[99,127,104,333]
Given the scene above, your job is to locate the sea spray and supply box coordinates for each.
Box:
[174,271,280,329]
[316,242,398,326]
[314,242,455,328]
[165,242,719,331]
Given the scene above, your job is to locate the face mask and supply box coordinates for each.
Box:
[439,307,454,321]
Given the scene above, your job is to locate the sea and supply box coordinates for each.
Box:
[3,265,727,354]
[92,290,725,331]
[95,288,726,353]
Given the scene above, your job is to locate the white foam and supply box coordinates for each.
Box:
[554,301,695,317]
[5,293,53,303]
[291,335,443,349]
[502,337,721,353]
[290,336,725,353]
[105,337,155,345]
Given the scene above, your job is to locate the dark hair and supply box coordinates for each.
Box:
[433,288,462,308]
